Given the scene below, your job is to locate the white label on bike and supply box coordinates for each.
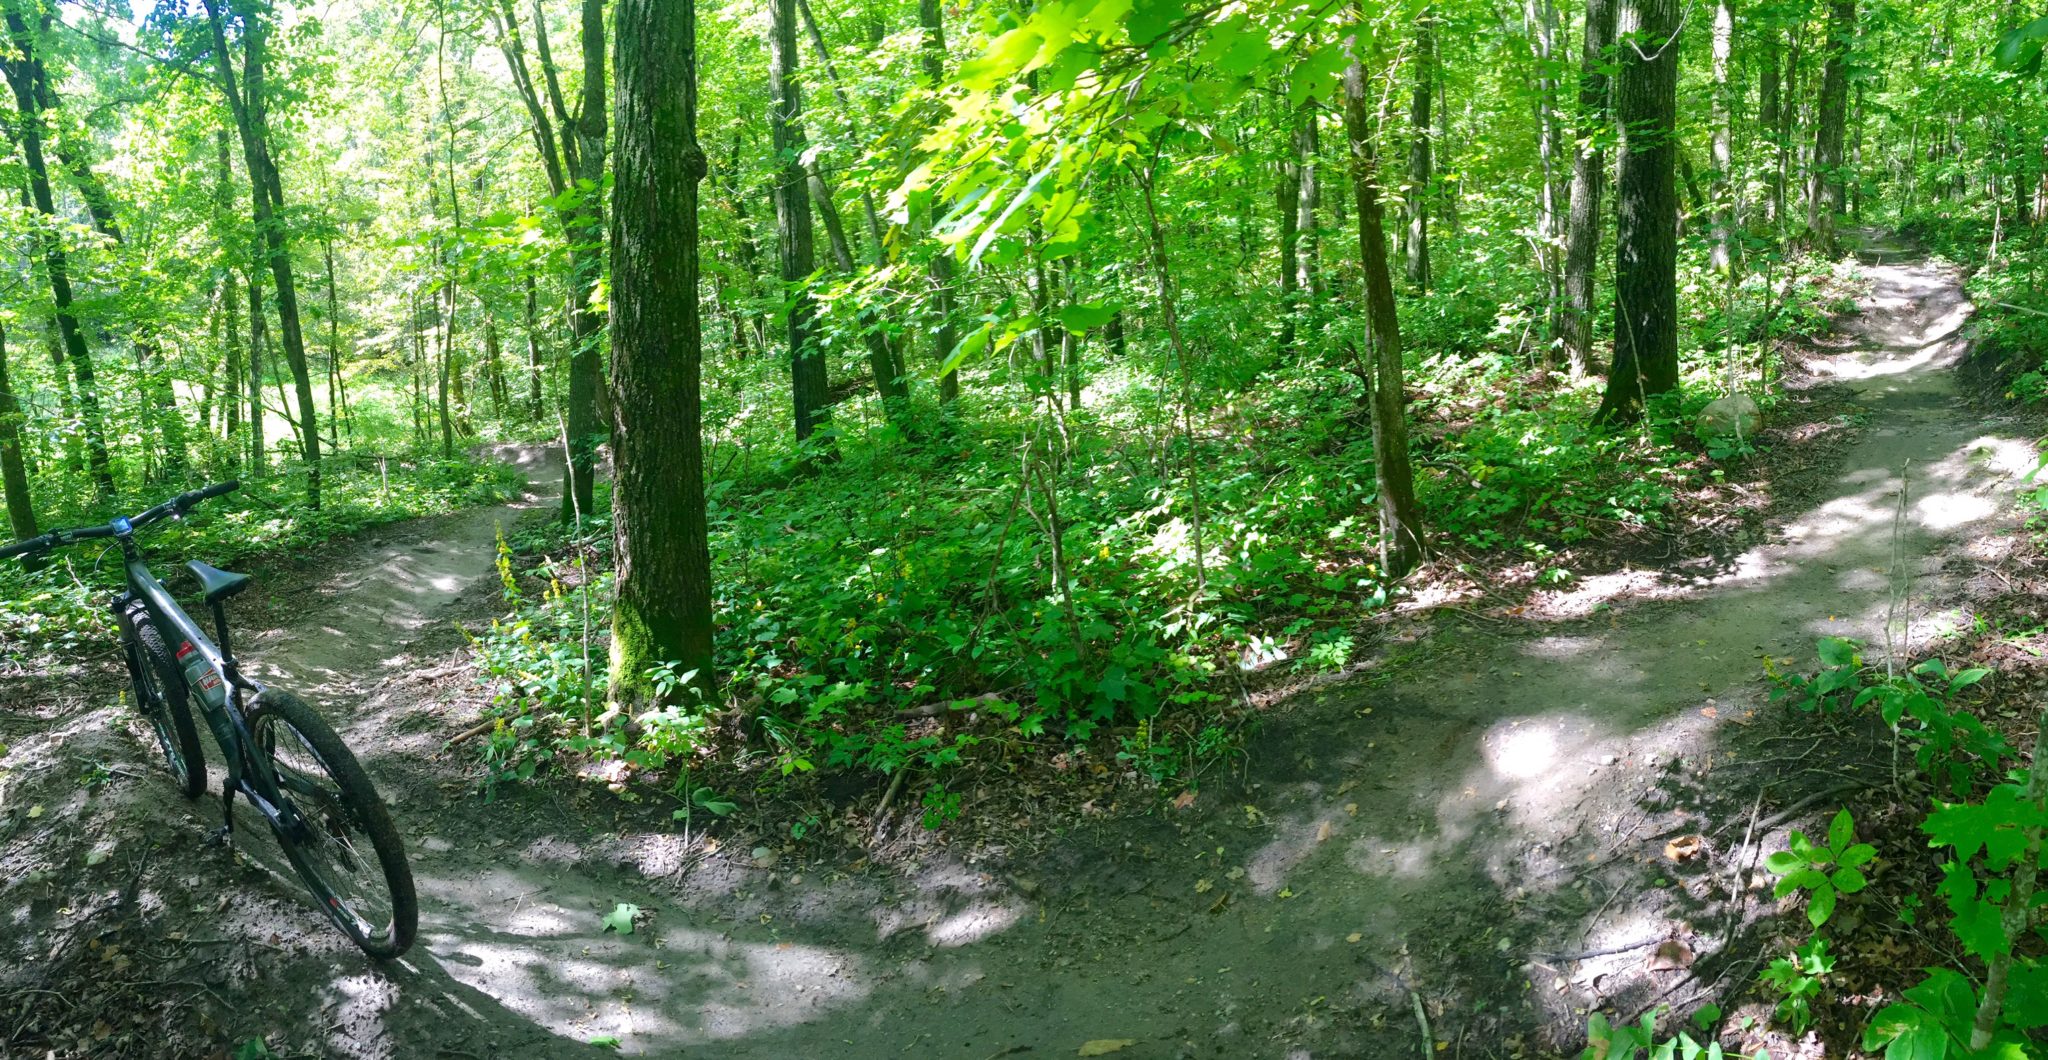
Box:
[197,671,222,692]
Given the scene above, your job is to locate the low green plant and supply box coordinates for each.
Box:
[920,782,962,830]
[1765,810,1875,928]
[1759,937,1835,1034]
[1579,1004,1758,1060]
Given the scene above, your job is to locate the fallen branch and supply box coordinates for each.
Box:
[1536,936,1664,962]
[870,767,911,841]
[1408,986,1433,1059]
[446,718,497,747]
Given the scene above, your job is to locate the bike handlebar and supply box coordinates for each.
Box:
[0,481,241,562]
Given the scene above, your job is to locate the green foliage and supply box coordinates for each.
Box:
[1579,1006,1755,1060]
[1759,937,1835,1033]
[1765,811,1875,928]
[1771,640,2008,797]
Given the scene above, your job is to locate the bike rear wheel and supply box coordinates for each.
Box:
[126,610,206,799]
[247,689,417,958]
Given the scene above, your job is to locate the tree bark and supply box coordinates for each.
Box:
[0,324,35,541]
[1528,0,1566,346]
[1405,9,1434,291]
[1342,25,1425,578]
[1278,153,1302,354]
[770,0,832,461]
[204,0,322,509]
[490,0,605,518]
[1297,111,1323,298]
[1710,0,1735,276]
[524,269,545,421]
[609,0,714,707]
[1560,0,1616,378]
[1760,25,1783,224]
[2,10,113,499]
[1593,0,1682,425]
[918,0,961,405]
[1810,0,1855,251]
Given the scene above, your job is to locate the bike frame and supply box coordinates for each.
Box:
[112,523,308,843]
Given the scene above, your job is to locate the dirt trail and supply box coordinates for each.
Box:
[1,241,2036,1059]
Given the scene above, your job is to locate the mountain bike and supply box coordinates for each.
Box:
[1,483,417,958]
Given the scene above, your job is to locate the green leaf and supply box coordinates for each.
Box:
[1763,850,1803,875]
[1807,883,1837,927]
[1839,842,1878,869]
[589,1036,622,1050]
[1816,636,1860,668]
[1125,0,1184,47]
[1923,785,2048,869]
[1994,17,2048,73]
[600,902,640,935]
[1833,866,1868,894]
[1828,808,1855,854]
[939,323,994,377]
[1949,667,1992,693]
[1059,302,1118,333]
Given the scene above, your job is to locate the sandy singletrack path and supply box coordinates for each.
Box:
[1,240,2034,1058]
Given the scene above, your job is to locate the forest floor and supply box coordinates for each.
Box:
[2,234,2041,1059]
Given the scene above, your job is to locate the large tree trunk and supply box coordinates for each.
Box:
[0,324,35,541]
[205,0,322,509]
[1342,26,1425,578]
[1405,9,1434,291]
[2,12,113,500]
[1810,0,1854,251]
[1559,0,1616,378]
[770,0,832,461]
[609,0,714,707]
[1593,0,1682,425]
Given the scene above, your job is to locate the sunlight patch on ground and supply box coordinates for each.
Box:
[926,900,1027,946]
[412,866,875,1053]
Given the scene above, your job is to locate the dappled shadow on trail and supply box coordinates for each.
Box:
[6,253,2029,1057]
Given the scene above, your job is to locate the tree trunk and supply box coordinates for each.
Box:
[1298,112,1323,298]
[609,0,715,707]
[1760,26,1783,224]
[1342,26,1426,578]
[1529,0,1566,346]
[1406,9,1434,291]
[1593,0,1682,425]
[205,0,322,509]
[2,13,113,499]
[1710,0,1735,276]
[919,0,962,405]
[1278,147,1302,355]
[247,272,268,473]
[770,0,832,461]
[807,165,910,420]
[524,269,545,421]
[0,324,35,541]
[1559,0,1616,378]
[1810,0,1854,251]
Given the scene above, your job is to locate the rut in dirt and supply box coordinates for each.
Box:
[3,248,2031,1059]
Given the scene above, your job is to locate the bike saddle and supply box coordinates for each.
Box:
[186,561,253,605]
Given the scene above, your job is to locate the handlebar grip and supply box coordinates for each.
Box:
[0,536,49,561]
[176,481,241,511]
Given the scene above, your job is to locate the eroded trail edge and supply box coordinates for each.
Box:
[2,254,2035,1058]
